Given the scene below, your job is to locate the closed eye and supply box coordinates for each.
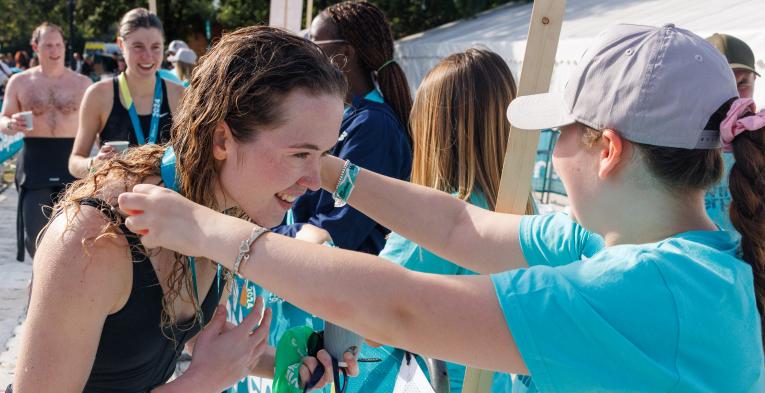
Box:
[293,152,310,159]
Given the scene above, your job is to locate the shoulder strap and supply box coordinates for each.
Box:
[78,198,148,262]
[111,77,121,107]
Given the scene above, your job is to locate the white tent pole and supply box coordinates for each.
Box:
[461,0,566,392]
[148,0,157,14]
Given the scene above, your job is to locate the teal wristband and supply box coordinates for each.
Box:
[332,160,359,207]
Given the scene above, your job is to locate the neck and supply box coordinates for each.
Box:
[213,180,237,213]
[598,188,716,247]
[345,67,375,102]
[40,62,65,78]
[124,68,157,96]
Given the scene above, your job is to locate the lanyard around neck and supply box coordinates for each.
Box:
[161,147,225,312]
[119,72,163,145]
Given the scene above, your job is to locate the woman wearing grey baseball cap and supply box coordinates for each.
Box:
[118,24,764,391]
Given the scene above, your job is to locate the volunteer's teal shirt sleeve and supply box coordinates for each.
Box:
[519,212,604,266]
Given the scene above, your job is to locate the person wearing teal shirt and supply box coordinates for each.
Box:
[119,24,765,392]
[369,48,519,393]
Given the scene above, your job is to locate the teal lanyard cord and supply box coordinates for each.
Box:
[119,72,163,145]
[161,147,218,314]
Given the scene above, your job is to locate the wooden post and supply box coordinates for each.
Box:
[305,0,314,30]
[461,0,566,392]
[148,0,157,14]
[269,0,304,32]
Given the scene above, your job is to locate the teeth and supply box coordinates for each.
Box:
[139,64,154,68]
[276,192,297,203]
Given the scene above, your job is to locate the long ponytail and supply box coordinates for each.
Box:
[727,116,765,351]
[325,1,413,142]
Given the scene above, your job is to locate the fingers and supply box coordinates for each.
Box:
[248,308,272,345]
[315,349,334,387]
[240,296,265,333]
[117,191,149,215]
[132,183,167,195]
[299,358,319,388]
[344,351,360,376]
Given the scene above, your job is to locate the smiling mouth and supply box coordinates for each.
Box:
[275,192,298,204]
[138,63,155,70]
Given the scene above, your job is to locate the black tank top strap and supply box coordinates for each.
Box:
[111,76,120,107]
[159,78,171,114]
[77,197,149,264]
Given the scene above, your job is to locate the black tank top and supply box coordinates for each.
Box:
[100,77,174,147]
[77,198,221,393]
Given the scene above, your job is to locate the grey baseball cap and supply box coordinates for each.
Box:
[508,23,738,149]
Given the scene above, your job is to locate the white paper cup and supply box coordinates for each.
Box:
[105,141,130,153]
[17,111,33,131]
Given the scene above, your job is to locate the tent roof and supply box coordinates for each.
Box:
[396,0,765,103]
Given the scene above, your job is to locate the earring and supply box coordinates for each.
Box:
[331,54,349,71]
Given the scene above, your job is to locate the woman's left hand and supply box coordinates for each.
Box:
[118,183,223,256]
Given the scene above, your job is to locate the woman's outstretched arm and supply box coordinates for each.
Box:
[119,185,528,375]
[319,156,527,274]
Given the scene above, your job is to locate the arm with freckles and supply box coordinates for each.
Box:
[319,155,527,274]
[118,186,528,375]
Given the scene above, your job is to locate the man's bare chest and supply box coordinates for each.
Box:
[20,81,82,116]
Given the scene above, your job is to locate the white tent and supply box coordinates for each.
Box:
[395,0,765,105]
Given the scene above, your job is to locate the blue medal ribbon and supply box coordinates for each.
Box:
[119,72,163,145]
[161,147,226,310]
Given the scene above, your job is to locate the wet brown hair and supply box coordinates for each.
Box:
[119,8,164,39]
[324,1,413,141]
[30,22,65,46]
[410,48,517,210]
[50,26,346,328]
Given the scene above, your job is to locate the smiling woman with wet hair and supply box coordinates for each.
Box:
[14,25,351,392]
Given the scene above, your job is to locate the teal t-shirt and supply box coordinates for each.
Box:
[492,213,764,392]
[378,192,513,393]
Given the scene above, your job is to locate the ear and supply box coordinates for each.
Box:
[598,129,624,179]
[340,44,357,70]
[31,43,39,53]
[117,36,125,52]
[212,121,233,161]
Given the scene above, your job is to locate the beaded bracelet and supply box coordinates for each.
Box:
[332,160,360,208]
[233,226,269,277]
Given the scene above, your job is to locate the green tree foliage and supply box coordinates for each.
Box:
[215,0,524,39]
[0,0,211,55]
[0,0,527,55]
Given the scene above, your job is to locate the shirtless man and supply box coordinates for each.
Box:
[0,22,91,261]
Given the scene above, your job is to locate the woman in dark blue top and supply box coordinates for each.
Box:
[274,0,412,255]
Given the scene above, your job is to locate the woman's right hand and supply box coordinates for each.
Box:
[92,144,117,167]
[179,298,273,392]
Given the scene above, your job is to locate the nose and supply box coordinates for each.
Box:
[298,162,322,192]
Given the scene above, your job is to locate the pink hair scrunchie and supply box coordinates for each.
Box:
[720,98,765,152]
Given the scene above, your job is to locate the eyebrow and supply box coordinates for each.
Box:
[288,143,335,155]
[288,143,321,150]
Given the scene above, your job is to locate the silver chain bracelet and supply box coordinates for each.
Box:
[233,226,269,277]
